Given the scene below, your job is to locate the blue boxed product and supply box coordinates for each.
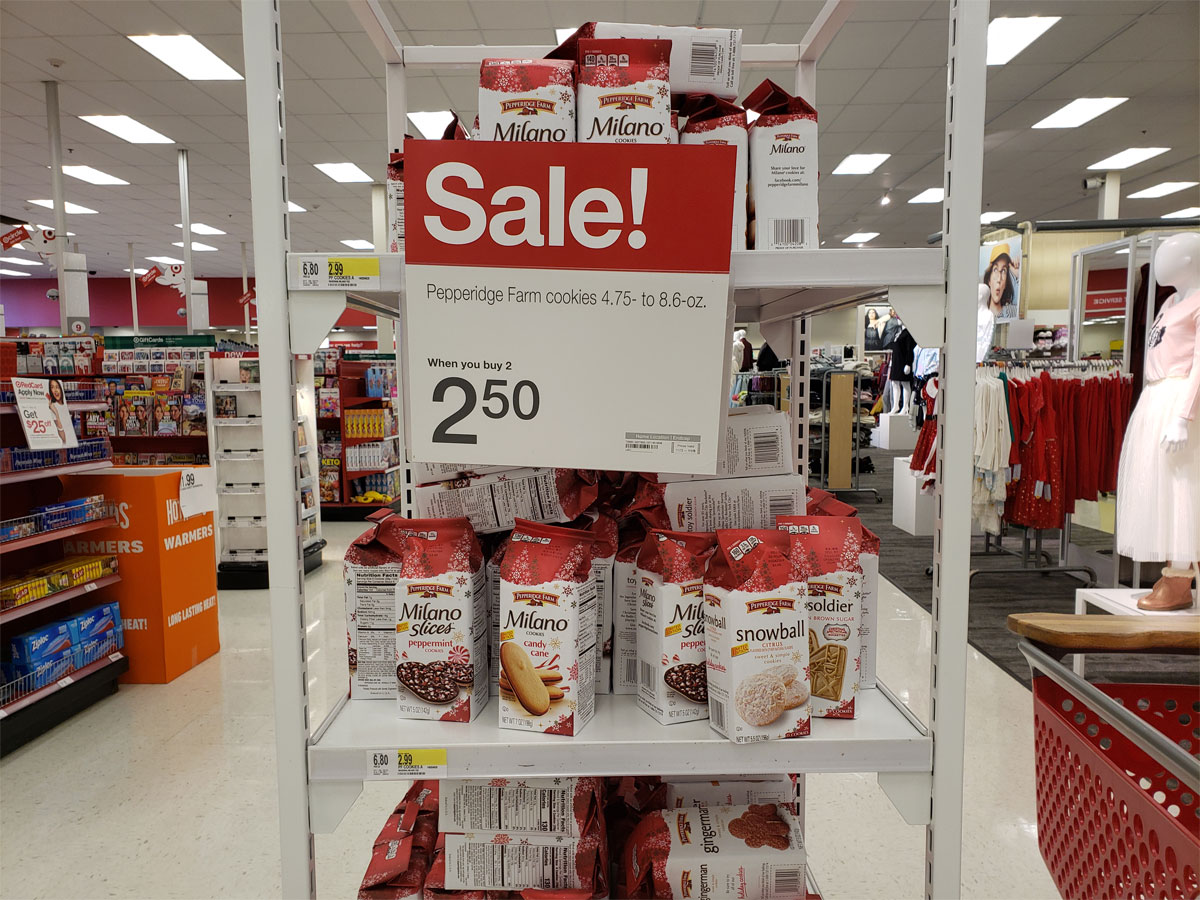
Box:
[34,495,104,529]
[72,602,123,652]
[18,645,78,690]
[10,621,75,666]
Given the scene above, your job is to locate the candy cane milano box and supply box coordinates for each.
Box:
[479,58,575,143]
[497,519,597,736]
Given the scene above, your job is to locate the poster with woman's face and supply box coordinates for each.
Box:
[862,304,893,351]
[979,237,1022,322]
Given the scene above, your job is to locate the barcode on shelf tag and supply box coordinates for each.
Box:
[57,676,74,688]
[364,748,448,780]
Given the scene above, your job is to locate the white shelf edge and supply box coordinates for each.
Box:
[213,382,261,392]
[214,417,264,426]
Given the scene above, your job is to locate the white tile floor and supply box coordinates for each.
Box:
[0,521,1060,900]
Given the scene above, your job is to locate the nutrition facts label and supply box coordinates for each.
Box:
[441,782,579,835]
[443,834,582,891]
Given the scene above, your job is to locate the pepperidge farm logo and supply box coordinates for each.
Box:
[598,92,653,110]
[808,581,844,597]
[406,583,453,598]
[500,98,556,115]
[511,590,559,607]
[744,597,796,615]
[675,812,693,844]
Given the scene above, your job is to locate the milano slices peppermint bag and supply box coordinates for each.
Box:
[635,529,717,725]
[778,516,863,718]
[705,530,810,743]
[393,518,488,722]
[498,519,597,736]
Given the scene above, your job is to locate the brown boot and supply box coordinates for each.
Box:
[1137,567,1197,611]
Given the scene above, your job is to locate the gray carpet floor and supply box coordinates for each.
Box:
[837,447,1198,689]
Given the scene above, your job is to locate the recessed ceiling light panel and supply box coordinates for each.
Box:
[80,114,173,144]
[315,162,372,183]
[1127,181,1198,199]
[171,241,218,252]
[1088,147,1169,170]
[980,211,1015,224]
[340,239,374,250]
[127,35,243,80]
[987,17,1060,65]
[908,188,945,204]
[175,223,226,235]
[1163,207,1200,219]
[28,199,98,214]
[1032,98,1126,129]
[61,165,129,185]
[832,153,891,175]
[408,111,455,140]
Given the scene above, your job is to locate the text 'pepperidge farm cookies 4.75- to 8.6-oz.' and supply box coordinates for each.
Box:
[497,519,598,736]
[778,515,864,718]
[704,530,811,743]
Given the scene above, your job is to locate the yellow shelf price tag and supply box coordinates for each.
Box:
[327,256,380,279]
[365,747,448,780]
[297,255,381,290]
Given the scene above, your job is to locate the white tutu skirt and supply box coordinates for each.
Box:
[1116,376,1200,561]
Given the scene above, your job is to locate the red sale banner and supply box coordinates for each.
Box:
[404,141,736,274]
[139,266,162,287]
[1,225,30,250]
[402,142,738,475]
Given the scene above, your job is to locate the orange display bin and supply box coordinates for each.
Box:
[60,468,219,683]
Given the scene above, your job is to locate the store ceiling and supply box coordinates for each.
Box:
[1,0,1197,279]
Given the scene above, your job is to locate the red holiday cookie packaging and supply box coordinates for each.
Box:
[438,776,604,839]
[413,468,597,535]
[778,516,864,718]
[679,94,749,251]
[575,39,673,144]
[744,79,819,251]
[566,511,618,694]
[625,803,805,899]
[635,529,717,724]
[359,783,441,899]
[392,517,488,722]
[497,519,598,735]
[704,530,811,743]
[345,510,413,700]
[611,516,649,695]
[478,58,575,142]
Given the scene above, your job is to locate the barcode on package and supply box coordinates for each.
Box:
[689,41,718,78]
[766,491,797,521]
[769,218,806,249]
[772,867,804,896]
[640,660,656,691]
[624,658,638,686]
[749,429,783,468]
[710,698,726,730]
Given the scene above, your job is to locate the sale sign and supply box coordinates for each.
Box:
[402,141,736,473]
[12,377,79,450]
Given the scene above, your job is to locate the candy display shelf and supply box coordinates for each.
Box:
[0,514,117,554]
[0,459,112,485]
[0,574,122,627]
[243,0,989,894]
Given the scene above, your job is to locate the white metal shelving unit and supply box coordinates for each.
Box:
[240,0,988,896]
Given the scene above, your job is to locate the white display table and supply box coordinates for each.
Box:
[872,411,918,451]
[1072,587,1197,676]
[893,456,935,536]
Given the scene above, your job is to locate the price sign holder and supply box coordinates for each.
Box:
[401,141,737,474]
[292,254,383,290]
[364,748,448,780]
[178,467,215,519]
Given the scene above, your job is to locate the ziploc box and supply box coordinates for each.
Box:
[664,473,806,531]
[72,602,124,655]
[10,621,75,666]
[745,78,819,250]
[18,645,78,689]
[479,58,575,143]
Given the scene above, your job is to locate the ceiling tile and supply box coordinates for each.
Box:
[854,68,941,105]
[4,1,113,36]
[395,1,480,32]
[155,0,243,35]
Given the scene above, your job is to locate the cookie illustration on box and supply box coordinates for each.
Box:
[663,662,707,703]
[397,660,459,705]
[727,803,792,850]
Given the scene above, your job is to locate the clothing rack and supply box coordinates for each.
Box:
[965,359,1126,587]
[816,368,881,504]
[731,368,788,409]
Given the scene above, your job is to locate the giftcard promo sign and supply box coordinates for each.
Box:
[12,376,79,449]
[402,141,736,473]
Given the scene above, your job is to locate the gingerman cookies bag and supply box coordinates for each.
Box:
[704,530,810,743]
[778,516,863,718]
[497,519,598,736]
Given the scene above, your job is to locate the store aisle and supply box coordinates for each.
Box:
[0,522,1057,900]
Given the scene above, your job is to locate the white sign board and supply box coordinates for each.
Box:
[178,467,216,519]
[401,142,736,474]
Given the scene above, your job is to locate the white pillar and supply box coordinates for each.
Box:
[928,0,989,896]
[1098,171,1120,219]
[178,149,195,334]
[241,2,313,897]
[44,81,68,334]
[370,184,395,351]
[128,242,140,335]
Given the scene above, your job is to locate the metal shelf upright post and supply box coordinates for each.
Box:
[240,0,989,895]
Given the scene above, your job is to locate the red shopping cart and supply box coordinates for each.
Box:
[1009,614,1200,900]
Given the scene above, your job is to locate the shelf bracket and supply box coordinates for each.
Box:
[877,771,933,825]
[309,780,363,834]
[290,289,346,357]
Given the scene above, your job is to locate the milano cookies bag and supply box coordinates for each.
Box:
[498,519,598,736]
[705,530,811,743]
[744,79,818,250]
[479,58,575,142]
[635,529,717,725]
[576,39,673,144]
[680,94,748,251]
[778,516,863,718]
[393,518,488,722]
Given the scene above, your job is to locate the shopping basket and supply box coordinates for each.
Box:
[1009,613,1200,900]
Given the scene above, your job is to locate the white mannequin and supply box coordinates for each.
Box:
[976,283,995,363]
[1118,232,1200,610]
[887,378,912,415]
